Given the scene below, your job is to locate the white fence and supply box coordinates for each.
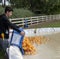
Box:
[10,14,60,27]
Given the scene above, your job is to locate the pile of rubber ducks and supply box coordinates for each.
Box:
[22,37,36,55]
[22,36,48,55]
[29,36,48,45]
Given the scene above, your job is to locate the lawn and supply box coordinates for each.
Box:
[28,20,60,28]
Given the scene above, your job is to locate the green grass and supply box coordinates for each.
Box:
[28,20,60,28]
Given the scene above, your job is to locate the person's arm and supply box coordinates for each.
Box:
[7,20,21,33]
[3,16,25,36]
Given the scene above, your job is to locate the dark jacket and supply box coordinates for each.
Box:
[0,14,21,39]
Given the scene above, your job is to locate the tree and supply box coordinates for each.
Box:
[10,0,60,14]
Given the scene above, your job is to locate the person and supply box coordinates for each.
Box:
[0,6,25,59]
[9,28,24,59]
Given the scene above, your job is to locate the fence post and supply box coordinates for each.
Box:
[30,17,32,25]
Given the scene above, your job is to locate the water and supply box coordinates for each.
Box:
[23,33,60,59]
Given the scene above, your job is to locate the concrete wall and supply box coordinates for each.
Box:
[9,28,60,38]
[24,28,60,36]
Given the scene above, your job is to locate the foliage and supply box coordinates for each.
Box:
[10,0,60,15]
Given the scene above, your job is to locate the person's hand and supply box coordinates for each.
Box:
[20,31,25,36]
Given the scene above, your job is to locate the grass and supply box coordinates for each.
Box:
[28,20,60,28]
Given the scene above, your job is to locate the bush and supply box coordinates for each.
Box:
[0,6,4,15]
[11,8,34,18]
[0,6,34,18]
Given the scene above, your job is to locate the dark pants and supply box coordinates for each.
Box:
[0,38,9,59]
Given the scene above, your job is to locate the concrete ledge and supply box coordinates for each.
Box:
[24,28,60,36]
